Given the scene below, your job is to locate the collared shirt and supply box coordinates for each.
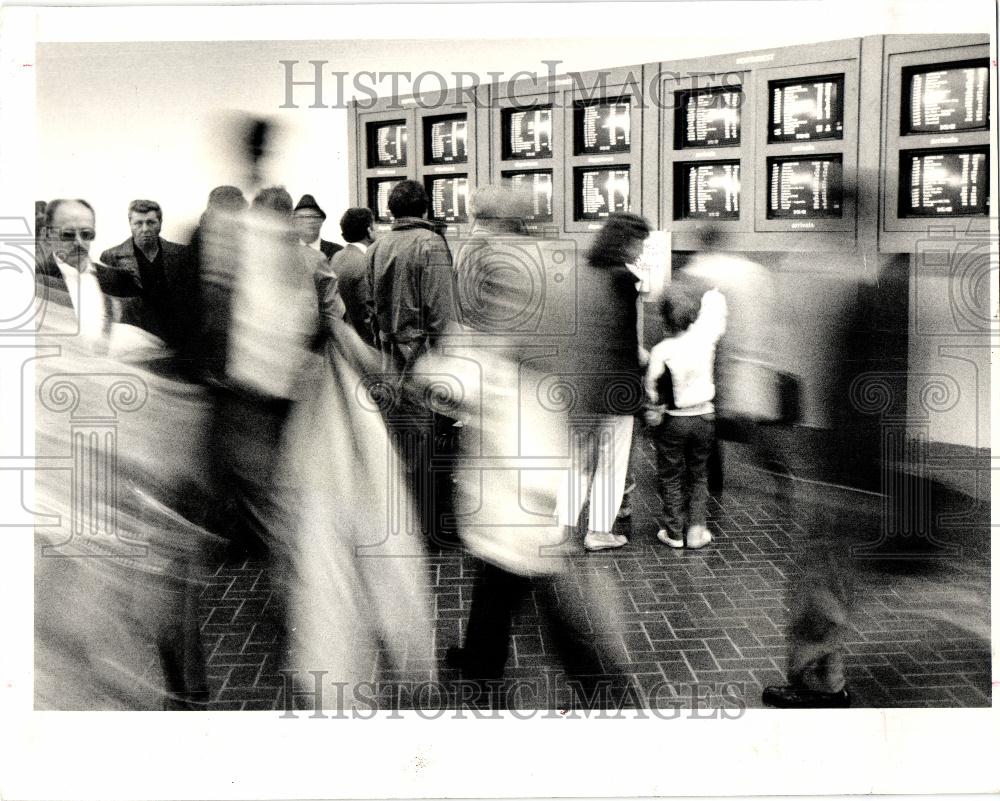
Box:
[349,241,368,255]
[53,256,106,345]
[305,237,322,252]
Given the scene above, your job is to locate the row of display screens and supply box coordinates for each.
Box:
[366,99,628,168]
[365,58,990,168]
[367,167,623,224]
[367,145,989,224]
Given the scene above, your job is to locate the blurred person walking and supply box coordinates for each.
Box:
[439,186,631,707]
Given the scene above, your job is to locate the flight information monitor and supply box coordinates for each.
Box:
[502,106,553,160]
[502,169,554,222]
[769,75,844,142]
[676,87,742,149]
[575,98,631,155]
[574,167,630,220]
[675,161,741,220]
[367,120,407,168]
[368,178,403,222]
[902,60,989,134]
[423,114,468,164]
[767,156,843,218]
[425,174,469,223]
[899,147,989,216]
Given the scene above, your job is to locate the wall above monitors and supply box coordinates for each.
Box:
[901,60,989,134]
[574,166,630,220]
[674,160,741,220]
[899,147,989,217]
[423,113,468,165]
[425,174,469,223]
[502,169,554,222]
[675,86,742,149]
[769,74,844,143]
[368,177,403,223]
[574,98,632,155]
[767,155,843,219]
[502,106,553,160]
[366,120,408,168]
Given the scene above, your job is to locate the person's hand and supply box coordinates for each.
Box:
[644,407,663,427]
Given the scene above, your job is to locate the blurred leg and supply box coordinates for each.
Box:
[557,422,597,532]
[544,570,631,707]
[588,414,634,535]
[461,562,530,680]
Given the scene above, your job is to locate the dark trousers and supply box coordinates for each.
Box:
[386,402,459,547]
[462,561,630,706]
[206,388,291,549]
[652,414,715,541]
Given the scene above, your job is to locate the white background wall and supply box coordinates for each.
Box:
[33,0,994,254]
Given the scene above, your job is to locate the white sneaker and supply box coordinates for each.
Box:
[685,525,713,550]
[656,529,684,549]
[584,531,628,552]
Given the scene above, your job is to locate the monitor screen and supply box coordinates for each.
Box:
[368,178,403,222]
[425,174,469,223]
[575,98,631,155]
[423,114,468,165]
[502,106,553,160]
[899,147,989,217]
[502,169,554,222]
[675,161,741,220]
[367,120,407,168]
[769,75,844,143]
[676,86,742,149]
[574,167,630,220]
[767,156,843,219]
[902,60,989,134]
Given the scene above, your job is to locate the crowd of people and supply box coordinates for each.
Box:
[33,153,851,710]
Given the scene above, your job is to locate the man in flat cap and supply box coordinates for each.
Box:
[293,194,342,261]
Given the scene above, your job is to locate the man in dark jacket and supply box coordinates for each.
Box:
[366,180,458,543]
[326,206,376,346]
[100,199,194,350]
[293,194,342,261]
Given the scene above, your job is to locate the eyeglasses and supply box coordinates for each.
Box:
[50,227,96,242]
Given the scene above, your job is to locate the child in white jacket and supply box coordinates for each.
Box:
[644,283,727,549]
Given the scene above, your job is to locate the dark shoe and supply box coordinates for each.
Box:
[445,646,466,671]
[762,685,851,708]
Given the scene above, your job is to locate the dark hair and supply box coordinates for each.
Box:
[697,225,722,250]
[585,212,651,268]
[470,185,528,234]
[44,198,95,229]
[340,207,375,242]
[658,283,702,336]
[207,185,247,212]
[128,199,162,221]
[252,186,294,216]
[387,180,428,219]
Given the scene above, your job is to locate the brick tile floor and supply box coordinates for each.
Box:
[198,436,991,711]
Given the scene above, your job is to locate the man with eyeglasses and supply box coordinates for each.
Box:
[35,198,141,343]
[100,199,193,350]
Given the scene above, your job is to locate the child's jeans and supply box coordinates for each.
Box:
[652,413,715,542]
